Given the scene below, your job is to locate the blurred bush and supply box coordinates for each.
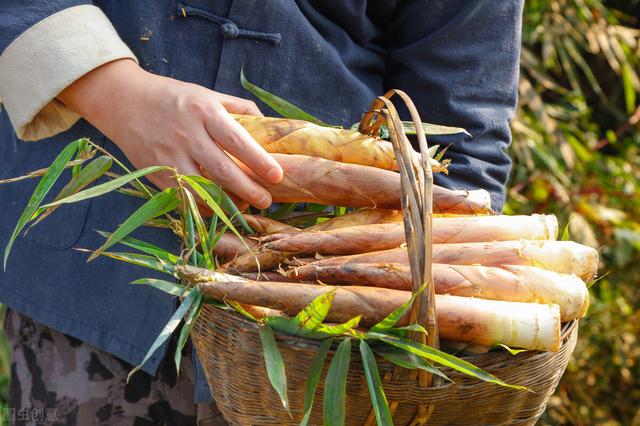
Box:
[510,1,640,424]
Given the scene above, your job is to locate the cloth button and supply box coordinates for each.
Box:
[221,22,239,38]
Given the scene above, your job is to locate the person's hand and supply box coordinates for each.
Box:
[58,59,283,209]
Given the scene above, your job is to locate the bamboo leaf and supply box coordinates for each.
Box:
[265,315,304,335]
[368,333,526,390]
[259,325,291,415]
[387,323,429,338]
[497,344,528,355]
[373,343,450,382]
[93,251,176,274]
[316,316,362,336]
[402,121,471,137]
[4,139,80,269]
[89,188,180,261]
[359,340,393,426]
[96,231,178,263]
[300,338,333,426]
[43,165,171,208]
[369,284,426,333]
[30,155,113,229]
[175,292,203,374]
[185,175,253,233]
[181,177,254,258]
[323,338,351,426]
[228,301,259,322]
[131,278,187,296]
[295,290,335,335]
[127,289,199,382]
[183,189,212,267]
[241,67,329,126]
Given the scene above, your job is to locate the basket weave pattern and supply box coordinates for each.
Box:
[192,306,578,425]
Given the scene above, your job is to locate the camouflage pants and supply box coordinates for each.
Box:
[3,309,227,425]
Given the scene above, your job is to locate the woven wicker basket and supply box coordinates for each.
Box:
[190,91,579,425]
[192,307,577,425]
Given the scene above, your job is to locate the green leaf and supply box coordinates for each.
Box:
[185,175,253,233]
[316,316,362,336]
[561,221,571,241]
[373,343,450,382]
[228,301,259,322]
[295,290,335,335]
[96,231,178,263]
[29,155,113,228]
[42,165,171,208]
[131,278,187,296]
[93,251,176,274]
[181,177,254,258]
[359,340,393,426]
[175,292,203,374]
[4,139,80,269]
[89,188,180,261]
[265,315,304,335]
[127,289,199,382]
[387,323,429,338]
[497,344,528,356]
[402,121,471,137]
[621,63,637,115]
[323,338,351,426]
[587,271,610,289]
[240,67,329,126]
[183,189,212,267]
[300,338,333,426]
[259,325,290,415]
[367,333,525,390]
[369,284,426,333]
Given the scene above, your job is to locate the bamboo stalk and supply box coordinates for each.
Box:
[296,240,598,281]
[196,280,561,351]
[286,262,589,321]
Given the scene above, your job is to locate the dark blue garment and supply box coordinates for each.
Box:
[0,0,523,402]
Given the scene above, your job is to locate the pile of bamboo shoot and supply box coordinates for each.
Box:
[193,115,597,353]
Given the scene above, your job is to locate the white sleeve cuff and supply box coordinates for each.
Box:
[0,4,137,141]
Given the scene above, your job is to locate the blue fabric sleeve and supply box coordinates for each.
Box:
[384,0,524,211]
[0,0,90,53]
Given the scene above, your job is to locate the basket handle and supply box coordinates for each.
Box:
[359,91,439,425]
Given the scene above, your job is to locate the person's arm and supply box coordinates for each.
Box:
[0,3,282,208]
[384,0,524,211]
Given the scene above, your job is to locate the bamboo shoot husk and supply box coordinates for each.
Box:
[242,214,300,235]
[222,215,558,273]
[197,280,561,351]
[265,214,558,255]
[246,154,493,212]
[299,240,598,281]
[306,209,403,232]
[286,262,589,321]
[212,233,257,262]
[233,114,447,172]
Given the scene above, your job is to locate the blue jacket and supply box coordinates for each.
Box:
[0,0,523,402]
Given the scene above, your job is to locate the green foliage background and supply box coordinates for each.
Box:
[512,1,640,424]
[0,0,639,424]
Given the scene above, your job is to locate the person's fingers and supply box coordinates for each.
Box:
[191,134,273,209]
[204,106,283,184]
[216,94,263,116]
